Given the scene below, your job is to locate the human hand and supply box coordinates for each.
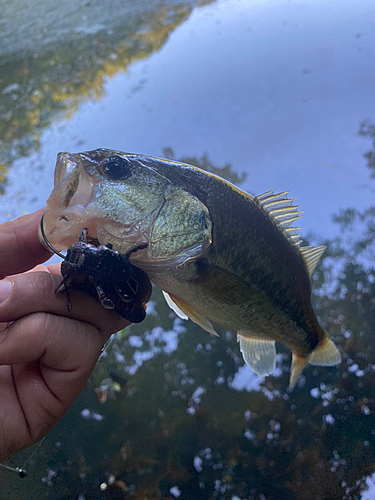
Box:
[0,209,129,461]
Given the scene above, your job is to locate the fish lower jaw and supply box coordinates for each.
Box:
[42,210,100,251]
[94,225,149,256]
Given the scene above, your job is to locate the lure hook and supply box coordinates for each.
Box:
[38,213,66,259]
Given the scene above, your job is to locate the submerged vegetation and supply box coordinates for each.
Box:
[359,120,375,180]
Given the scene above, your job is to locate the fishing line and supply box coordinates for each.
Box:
[1,216,121,478]
[0,463,27,478]
[0,436,47,478]
[0,216,60,479]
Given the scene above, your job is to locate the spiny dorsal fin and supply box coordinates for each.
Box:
[255,190,303,247]
[237,332,276,376]
[162,290,219,336]
[299,245,326,277]
[256,190,326,273]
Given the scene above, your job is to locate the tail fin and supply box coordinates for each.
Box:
[290,354,309,388]
[309,331,341,366]
[289,332,341,388]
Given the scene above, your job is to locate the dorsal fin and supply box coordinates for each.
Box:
[299,245,326,277]
[255,190,326,275]
[255,190,303,247]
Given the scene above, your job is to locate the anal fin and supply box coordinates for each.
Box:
[162,290,219,336]
[237,332,276,376]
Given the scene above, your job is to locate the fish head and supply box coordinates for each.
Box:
[42,149,212,268]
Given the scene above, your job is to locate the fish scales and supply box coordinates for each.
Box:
[139,158,320,347]
[41,149,341,387]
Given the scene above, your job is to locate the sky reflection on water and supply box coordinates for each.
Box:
[1,0,375,236]
[1,0,375,499]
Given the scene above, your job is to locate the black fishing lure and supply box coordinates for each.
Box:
[39,216,151,323]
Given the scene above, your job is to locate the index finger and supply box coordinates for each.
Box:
[0,208,53,278]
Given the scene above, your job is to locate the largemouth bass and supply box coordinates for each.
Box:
[41,149,341,387]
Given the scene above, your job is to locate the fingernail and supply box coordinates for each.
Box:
[0,280,12,304]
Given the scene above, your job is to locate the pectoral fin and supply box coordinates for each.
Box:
[237,332,276,376]
[162,291,219,336]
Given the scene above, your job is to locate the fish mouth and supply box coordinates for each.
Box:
[42,152,99,250]
[42,152,155,254]
[48,152,94,210]
[54,152,82,186]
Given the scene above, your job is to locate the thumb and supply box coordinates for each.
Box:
[0,208,52,278]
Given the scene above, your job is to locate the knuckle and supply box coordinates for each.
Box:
[26,311,50,333]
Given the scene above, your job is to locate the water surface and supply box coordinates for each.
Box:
[1,0,375,498]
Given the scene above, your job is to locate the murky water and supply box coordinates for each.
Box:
[1,0,375,498]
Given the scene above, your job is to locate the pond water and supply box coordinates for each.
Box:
[0,0,375,498]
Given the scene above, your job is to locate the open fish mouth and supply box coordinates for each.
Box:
[38,213,147,262]
[40,152,101,250]
[41,208,99,252]
[41,147,213,277]
[38,213,66,258]
[54,151,81,183]
[38,213,101,258]
[49,152,96,211]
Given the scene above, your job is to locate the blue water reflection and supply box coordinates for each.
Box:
[1,0,375,498]
[1,0,374,236]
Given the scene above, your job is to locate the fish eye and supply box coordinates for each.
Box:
[102,156,132,180]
